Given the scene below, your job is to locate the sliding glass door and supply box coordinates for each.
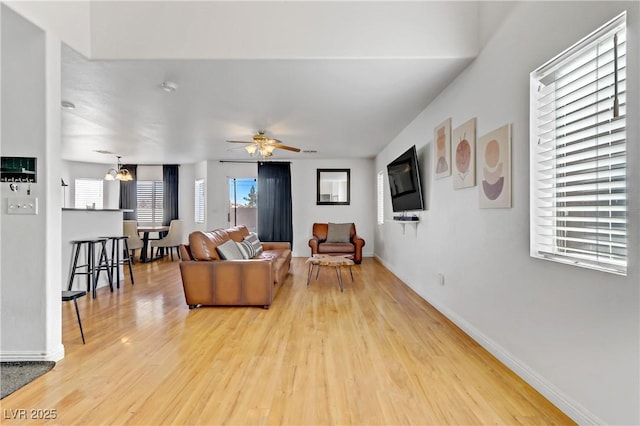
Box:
[228,177,257,233]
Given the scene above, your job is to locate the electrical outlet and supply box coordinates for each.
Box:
[438,273,445,286]
[7,197,38,215]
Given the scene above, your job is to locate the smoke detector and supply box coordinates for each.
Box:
[160,81,178,92]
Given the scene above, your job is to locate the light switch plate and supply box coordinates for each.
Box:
[7,197,38,215]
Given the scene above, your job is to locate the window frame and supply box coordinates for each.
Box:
[136,180,164,224]
[194,179,205,224]
[74,178,103,209]
[529,12,627,275]
[377,170,385,225]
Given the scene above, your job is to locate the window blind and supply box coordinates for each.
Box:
[530,12,627,275]
[137,180,164,224]
[195,179,205,224]
[377,171,384,224]
[74,178,103,209]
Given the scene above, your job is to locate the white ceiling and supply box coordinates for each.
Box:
[55,1,488,165]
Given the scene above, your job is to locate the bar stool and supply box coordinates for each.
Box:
[67,238,113,298]
[62,290,87,344]
[101,236,135,287]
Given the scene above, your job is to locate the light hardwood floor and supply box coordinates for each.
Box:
[2,257,574,425]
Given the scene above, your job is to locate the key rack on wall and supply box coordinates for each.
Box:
[1,157,37,183]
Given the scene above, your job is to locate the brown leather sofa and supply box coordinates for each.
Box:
[179,225,291,309]
[308,222,365,264]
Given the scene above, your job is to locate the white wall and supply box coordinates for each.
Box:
[202,158,374,257]
[63,160,119,209]
[1,5,64,361]
[374,2,639,424]
[88,2,478,60]
[291,159,374,257]
[3,1,91,57]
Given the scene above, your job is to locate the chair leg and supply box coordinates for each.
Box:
[73,298,86,344]
[170,247,174,261]
[68,243,81,291]
[123,239,135,285]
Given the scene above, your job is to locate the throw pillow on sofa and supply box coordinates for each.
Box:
[236,240,256,259]
[216,239,244,260]
[244,233,264,256]
[326,223,352,243]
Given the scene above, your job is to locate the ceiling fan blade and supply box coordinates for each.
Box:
[274,143,301,152]
[226,140,252,144]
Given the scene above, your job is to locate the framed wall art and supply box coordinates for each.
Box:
[478,124,511,208]
[452,118,476,189]
[434,118,452,179]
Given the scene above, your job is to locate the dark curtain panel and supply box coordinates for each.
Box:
[257,161,293,246]
[119,164,137,220]
[163,164,179,225]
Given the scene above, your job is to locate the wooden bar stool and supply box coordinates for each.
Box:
[62,290,87,344]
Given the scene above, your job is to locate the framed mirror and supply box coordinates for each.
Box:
[317,169,350,205]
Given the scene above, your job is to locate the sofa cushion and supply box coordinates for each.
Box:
[318,242,355,254]
[244,233,264,256]
[216,239,244,260]
[227,225,250,242]
[236,240,256,259]
[326,223,352,243]
[189,230,230,261]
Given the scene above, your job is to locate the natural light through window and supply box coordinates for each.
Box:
[530,12,627,275]
[137,180,164,224]
[74,178,103,209]
[195,179,205,224]
[377,171,384,225]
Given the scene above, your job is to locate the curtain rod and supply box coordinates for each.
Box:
[219,160,291,164]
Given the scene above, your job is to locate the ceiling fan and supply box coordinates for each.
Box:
[227,131,300,158]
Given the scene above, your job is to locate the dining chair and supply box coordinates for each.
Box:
[150,219,183,261]
[123,220,144,263]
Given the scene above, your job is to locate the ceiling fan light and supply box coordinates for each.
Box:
[246,145,257,155]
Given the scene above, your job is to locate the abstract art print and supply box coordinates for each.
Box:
[478,124,511,208]
[434,118,452,179]
[452,118,476,189]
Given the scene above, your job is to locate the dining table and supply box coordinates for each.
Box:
[137,225,170,263]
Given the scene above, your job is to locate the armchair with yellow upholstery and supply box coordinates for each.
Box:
[308,222,365,264]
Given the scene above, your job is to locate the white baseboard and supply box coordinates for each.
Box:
[1,345,65,362]
[373,254,605,425]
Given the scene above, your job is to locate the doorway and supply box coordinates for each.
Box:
[228,177,257,233]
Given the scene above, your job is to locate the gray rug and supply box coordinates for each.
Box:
[1,361,55,399]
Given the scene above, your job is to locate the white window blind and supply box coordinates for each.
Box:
[530,12,627,275]
[137,180,164,224]
[74,178,103,209]
[377,171,384,225]
[195,179,205,224]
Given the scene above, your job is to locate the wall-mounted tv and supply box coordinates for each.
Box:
[387,145,425,212]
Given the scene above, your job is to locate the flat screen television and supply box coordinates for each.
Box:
[387,145,425,212]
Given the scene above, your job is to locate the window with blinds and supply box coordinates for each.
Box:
[195,179,205,224]
[377,171,384,225]
[137,180,164,224]
[530,12,627,275]
[74,178,104,209]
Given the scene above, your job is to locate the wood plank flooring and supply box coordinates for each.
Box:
[2,257,574,425]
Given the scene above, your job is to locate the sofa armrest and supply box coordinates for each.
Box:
[262,241,291,251]
[352,234,366,264]
[308,236,320,254]
[352,234,366,249]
